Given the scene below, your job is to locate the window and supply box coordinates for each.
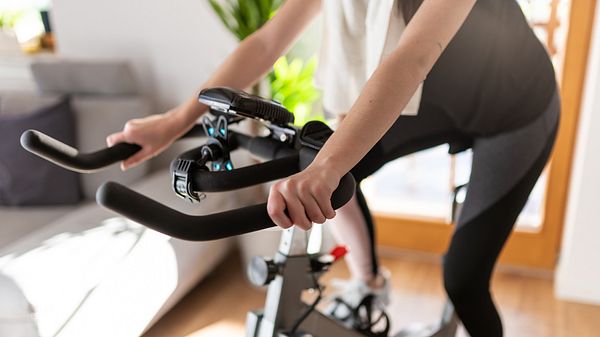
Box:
[0,0,54,53]
[362,0,569,231]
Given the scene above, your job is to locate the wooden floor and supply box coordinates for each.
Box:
[144,251,600,337]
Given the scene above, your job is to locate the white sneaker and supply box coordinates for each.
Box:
[325,269,391,319]
[324,270,392,336]
[329,269,391,304]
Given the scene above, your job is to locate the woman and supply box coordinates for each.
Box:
[108,1,559,336]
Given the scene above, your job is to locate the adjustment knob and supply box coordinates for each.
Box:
[247,256,279,287]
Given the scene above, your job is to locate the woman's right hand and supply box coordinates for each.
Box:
[106,107,192,171]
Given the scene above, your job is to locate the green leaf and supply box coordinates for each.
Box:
[288,58,303,78]
[269,55,323,125]
[257,0,272,22]
[209,1,234,33]
[273,57,289,79]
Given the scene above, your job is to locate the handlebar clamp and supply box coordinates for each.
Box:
[172,115,238,202]
[172,158,207,203]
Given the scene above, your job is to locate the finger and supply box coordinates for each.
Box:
[121,148,152,171]
[106,132,127,147]
[267,188,293,228]
[312,185,336,219]
[302,194,327,224]
[284,192,312,230]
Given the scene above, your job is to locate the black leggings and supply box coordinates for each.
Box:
[348,92,560,337]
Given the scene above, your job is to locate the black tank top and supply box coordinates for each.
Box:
[422,0,557,136]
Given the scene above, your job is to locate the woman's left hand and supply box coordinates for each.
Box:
[267,163,342,230]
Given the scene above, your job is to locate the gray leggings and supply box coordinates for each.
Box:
[349,91,560,337]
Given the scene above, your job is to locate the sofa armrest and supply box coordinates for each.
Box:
[0,169,237,337]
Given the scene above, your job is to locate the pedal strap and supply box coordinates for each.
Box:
[327,294,391,337]
[352,294,391,337]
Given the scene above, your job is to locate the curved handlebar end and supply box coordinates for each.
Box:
[20,129,141,173]
[21,129,79,158]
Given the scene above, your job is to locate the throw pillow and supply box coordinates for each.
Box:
[0,97,81,206]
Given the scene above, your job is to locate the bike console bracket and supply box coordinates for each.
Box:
[172,156,207,203]
[171,115,233,203]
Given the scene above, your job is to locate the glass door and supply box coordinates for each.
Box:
[363,0,597,269]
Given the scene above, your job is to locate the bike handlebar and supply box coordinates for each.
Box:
[20,124,356,241]
[20,125,210,173]
[96,172,355,241]
[97,144,356,241]
[183,155,299,192]
[20,129,141,173]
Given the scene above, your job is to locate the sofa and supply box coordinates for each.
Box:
[0,58,247,337]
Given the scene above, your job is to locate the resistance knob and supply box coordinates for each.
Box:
[247,256,279,287]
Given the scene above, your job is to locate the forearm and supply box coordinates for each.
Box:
[173,0,322,131]
[313,0,476,178]
[314,49,427,177]
[171,33,285,130]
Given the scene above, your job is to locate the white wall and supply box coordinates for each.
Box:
[555,2,600,305]
[50,0,237,112]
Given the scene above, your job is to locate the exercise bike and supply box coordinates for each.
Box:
[21,87,461,337]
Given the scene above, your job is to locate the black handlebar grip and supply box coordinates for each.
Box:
[233,133,297,161]
[96,173,355,241]
[97,182,275,241]
[20,129,141,173]
[189,155,299,192]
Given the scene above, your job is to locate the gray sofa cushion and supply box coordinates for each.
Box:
[0,90,152,200]
[0,98,82,206]
[29,59,152,199]
[72,96,151,199]
[0,91,61,118]
[31,59,137,96]
[0,205,78,248]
